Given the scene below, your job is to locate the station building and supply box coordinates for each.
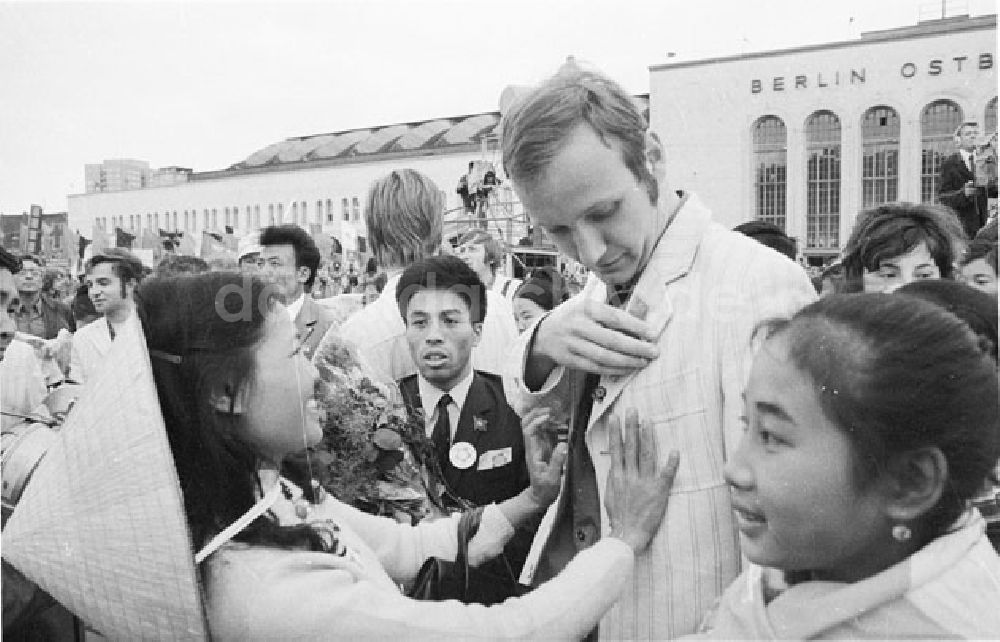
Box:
[67,14,995,267]
[649,14,996,263]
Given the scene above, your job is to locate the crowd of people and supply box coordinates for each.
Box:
[2,61,998,640]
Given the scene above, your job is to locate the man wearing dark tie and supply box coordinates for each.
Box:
[396,255,531,575]
[939,121,993,238]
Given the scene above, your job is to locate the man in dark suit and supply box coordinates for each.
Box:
[396,255,528,506]
[396,255,532,575]
[939,121,993,238]
[259,225,337,360]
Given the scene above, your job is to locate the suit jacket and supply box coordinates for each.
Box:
[295,295,338,361]
[504,193,817,639]
[938,152,989,238]
[398,371,528,507]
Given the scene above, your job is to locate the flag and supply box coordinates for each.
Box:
[141,228,162,264]
[176,231,195,256]
[200,230,232,261]
[78,234,91,259]
[115,227,135,249]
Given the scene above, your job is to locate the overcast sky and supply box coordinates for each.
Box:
[1,0,995,215]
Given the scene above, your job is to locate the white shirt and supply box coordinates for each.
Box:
[961,148,975,172]
[286,292,305,323]
[416,368,474,441]
[69,310,137,386]
[1,340,47,430]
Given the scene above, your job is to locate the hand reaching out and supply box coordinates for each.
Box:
[604,409,679,553]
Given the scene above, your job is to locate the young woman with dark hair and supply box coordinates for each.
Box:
[694,293,1000,638]
[134,272,678,639]
[840,202,967,293]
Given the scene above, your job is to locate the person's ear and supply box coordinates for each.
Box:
[296,266,311,285]
[882,447,948,523]
[644,130,666,179]
[471,321,483,347]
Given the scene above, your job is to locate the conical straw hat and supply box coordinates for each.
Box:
[2,317,207,639]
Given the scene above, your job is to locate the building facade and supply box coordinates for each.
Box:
[84,159,152,193]
[67,15,994,266]
[648,14,997,263]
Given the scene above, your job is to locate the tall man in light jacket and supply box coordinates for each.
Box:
[501,63,817,639]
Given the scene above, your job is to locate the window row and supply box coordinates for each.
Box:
[93,196,364,234]
[753,97,998,251]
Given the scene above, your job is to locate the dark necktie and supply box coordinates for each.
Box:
[107,318,116,341]
[431,393,453,469]
[534,284,634,589]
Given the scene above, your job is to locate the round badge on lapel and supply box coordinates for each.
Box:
[449,442,477,470]
[592,385,607,402]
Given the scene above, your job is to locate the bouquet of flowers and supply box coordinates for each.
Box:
[283,329,470,523]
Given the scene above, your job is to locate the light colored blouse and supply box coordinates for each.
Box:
[204,478,635,640]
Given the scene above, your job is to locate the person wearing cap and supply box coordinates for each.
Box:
[500,63,816,638]
[258,224,337,361]
[512,267,567,334]
[237,232,262,274]
[69,248,144,386]
[3,271,681,638]
[325,169,519,386]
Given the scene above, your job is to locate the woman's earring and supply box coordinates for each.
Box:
[892,524,912,542]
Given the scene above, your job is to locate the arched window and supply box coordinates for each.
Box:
[342,198,350,221]
[986,97,998,135]
[255,205,261,228]
[861,106,900,207]
[326,199,333,223]
[246,205,252,230]
[268,204,275,225]
[352,197,360,221]
[805,110,842,251]
[920,99,963,203]
[292,202,298,225]
[173,211,178,230]
[184,210,189,230]
[277,203,284,224]
[317,200,324,225]
[224,207,230,228]
[752,116,787,230]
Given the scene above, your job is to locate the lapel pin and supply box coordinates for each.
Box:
[473,416,488,432]
[592,385,607,402]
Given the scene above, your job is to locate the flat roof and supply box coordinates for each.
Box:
[649,14,996,72]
